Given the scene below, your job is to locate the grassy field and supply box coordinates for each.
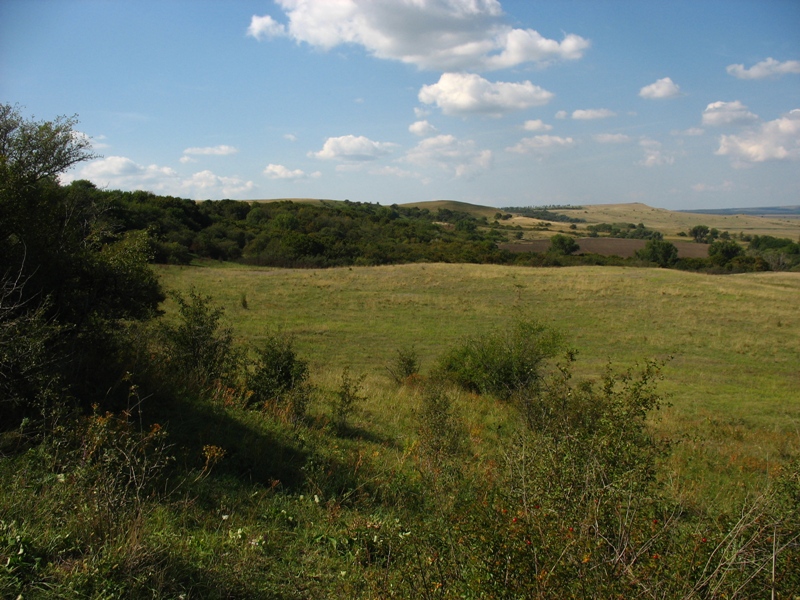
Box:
[526,202,800,240]
[157,261,800,505]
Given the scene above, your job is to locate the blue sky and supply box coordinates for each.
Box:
[2,0,799,209]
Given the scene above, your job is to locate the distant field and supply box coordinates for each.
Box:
[542,202,800,239]
[499,237,708,258]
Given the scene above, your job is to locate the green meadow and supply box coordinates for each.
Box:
[158,262,800,503]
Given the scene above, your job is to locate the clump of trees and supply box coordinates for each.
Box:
[588,221,663,239]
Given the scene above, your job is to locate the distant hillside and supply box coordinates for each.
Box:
[399,199,500,219]
[679,206,800,218]
[541,202,800,240]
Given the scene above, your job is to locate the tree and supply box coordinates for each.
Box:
[548,234,579,255]
[689,224,710,243]
[0,103,95,188]
[0,105,164,428]
[708,239,744,266]
[636,239,678,267]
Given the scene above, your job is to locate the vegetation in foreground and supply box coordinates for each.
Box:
[2,104,799,598]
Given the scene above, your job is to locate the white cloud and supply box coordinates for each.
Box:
[264,163,321,180]
[283,133,298,142]
[716,109,800,165]
[418,73,553,117]
[249,0,589,72]
[182,170,255,198]
[405,134,492,178]
[726,57,800,80]
[638,139,674,167]
[77,156,254,198]
[522,119,552,132]
[311,134,397,161]
[409,120,438,136]
[639,77,681,99]
[370,165,426,181]
[182,145,238,156]
[247,14,287,39]
[506,135,574,154]
[702,101,758,126]
[555,110,568,119]
[572,108,616,120]
[593,133,631,143]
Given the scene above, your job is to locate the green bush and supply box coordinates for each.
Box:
[246,333,310,420]
[437,319,563,399]
[385,345,420,386]
[330,367,366,434]
[159,288,239,389]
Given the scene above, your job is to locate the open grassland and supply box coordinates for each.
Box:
[544,202,800,240]
[157,262,800,506]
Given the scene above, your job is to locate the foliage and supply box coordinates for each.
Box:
[0,105,163,430]
[385,345,421,386]
[158,288,239,388]
[588,221,663,240]
[330,367,367,433]
[246,332,310,420]
[437,319,563,400]
[503,206,586,223]
[636,238,679,267]
[548,233,579,256]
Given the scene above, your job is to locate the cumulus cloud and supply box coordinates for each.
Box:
[726,57,800,80]
[77,156,254,198]
[405,134,492,178]
[248,0,589,72]
[418,73,554,117]
[593,133,631,143]
[638,139,674,167]
[183,145,238,156]
[409,120,438,136]
[555,110,568,119]
[702,101,758,126]
[311,134,397,161]
[506,135,574,154]
[247,14,287,38]
[522,119,552,132]
[716,109,800,165]
[571,108,616,120]
[264,163,321,180]
[370,165,427,181]
[639,77,681,99]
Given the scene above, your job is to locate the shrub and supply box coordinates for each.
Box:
[385,345,420,386]
[330,367,366,434]
[246,333,310,420]
[548,234,579,255]
[436,319,563,400]
[159,288,239,389]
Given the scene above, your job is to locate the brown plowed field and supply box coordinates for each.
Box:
[499,238,708,258]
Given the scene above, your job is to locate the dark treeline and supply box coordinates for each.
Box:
[59,182,800,273]
[65,181,514,267]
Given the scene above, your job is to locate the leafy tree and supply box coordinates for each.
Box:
[636,238,678,267]
[689,224,710,243]
[0,104,164,427]
[708,239,744,266]
[548,233,579,255]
